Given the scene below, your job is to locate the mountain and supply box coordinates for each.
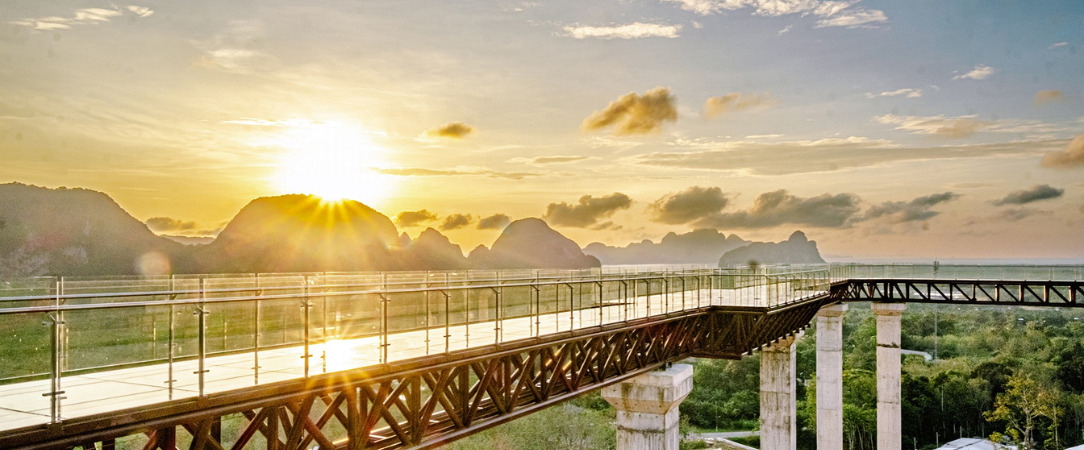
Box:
[0,183,610,275]
[718,231,826,266]
[397,228,469,270]
[0,183,187,277]
[469,218,600,269]
[583,229,748,265]
[193,194,399,273]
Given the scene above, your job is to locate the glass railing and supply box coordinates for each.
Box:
[0,266,832,429]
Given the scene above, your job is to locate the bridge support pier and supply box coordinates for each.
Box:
[602,364,693,450]
[816,304,847,450]
[873,302,906,450]
[760,332,802,450]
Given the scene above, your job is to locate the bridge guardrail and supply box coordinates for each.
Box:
[0,266,832,428]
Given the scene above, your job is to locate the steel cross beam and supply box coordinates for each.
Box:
[833,279,1084,306]
[0,303,828,450]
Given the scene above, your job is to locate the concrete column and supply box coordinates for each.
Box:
[873,302,906,450]
[602,364,693,450]
[816,304,847,450]
[760,332,802,450]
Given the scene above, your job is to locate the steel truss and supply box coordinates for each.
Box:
[1,303,827,450]
[834,279,1084,306]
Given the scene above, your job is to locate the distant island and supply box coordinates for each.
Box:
[0,183,823,277]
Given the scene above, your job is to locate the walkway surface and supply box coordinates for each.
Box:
[0,284,796,433]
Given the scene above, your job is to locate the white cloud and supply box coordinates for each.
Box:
[195,20,274,74]
[661,0,885,29]
[865,88,922,99]
[876,114,987,138]
[562,22,683,39]
[126,6,154,18]
[778,25,793,35]
[876,114,1061,138]
[9,6,131,31]
[953,64,996,80]
[815,9,887,28]
[1050,42,1069,49]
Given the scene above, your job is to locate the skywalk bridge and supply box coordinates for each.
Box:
[0,265,1081,449]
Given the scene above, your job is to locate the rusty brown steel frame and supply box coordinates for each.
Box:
[0,299,829,450]
[834,279,1084,306]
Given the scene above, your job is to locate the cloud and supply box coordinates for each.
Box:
[865,88,922,99]
[379,167,540,179]
[875,114,987,138]
[543,193,633,227]
[778,25,793,36]
[126,6,154,18]
[582,87,678,135]
[530,156,590,164]
[145,217,198,233]
[661,0,886,29]
[478,214,512,230]
[703,92,778,118]
[1050,42,1069,49]
[701,190,862,228]
[648,186,730,225]
[395,209,438,227]
[1041,134,1084,168]
[996,208,1051,222]
[815,9,887,28]
[424,122,474,139]
[440,214,473,231]
[633,136,1068,175]
[953,64,996,80]
[9,6,140,31]
[1034,90,1064,105]
[860,192,959,223]
[562,22,682,39]
[195,20,272,74]
[993,185,1064,206]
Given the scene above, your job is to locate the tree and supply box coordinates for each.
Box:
[984,368,1062,450]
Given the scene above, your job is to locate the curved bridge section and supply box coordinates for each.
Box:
[834,279,1084,306]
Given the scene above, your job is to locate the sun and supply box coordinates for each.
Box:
[271,120,396,204]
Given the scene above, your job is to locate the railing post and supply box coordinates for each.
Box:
[302,276,312,377]
[195,277,208,397]
[442,290,451,353]
[568,284,574,331]
[322,277,329,373]
[253,273,261,385]
[381,291,389,364]
[44,281,66,423]
[493,286,501,345]
[168,285,176,399]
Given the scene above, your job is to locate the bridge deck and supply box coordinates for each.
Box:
[0,275,817,438]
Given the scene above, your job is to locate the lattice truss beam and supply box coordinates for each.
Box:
[835,279,1084,306]
[7,306,820,450]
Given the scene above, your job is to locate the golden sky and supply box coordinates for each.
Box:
[2,1,1083,261]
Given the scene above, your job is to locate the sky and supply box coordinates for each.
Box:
[1,0,1083,261]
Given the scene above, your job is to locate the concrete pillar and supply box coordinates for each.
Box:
[816,304,847,450]
[873,302,906,450]
[602,364,693,450]
[760,332,802,450]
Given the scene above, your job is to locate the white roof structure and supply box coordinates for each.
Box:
[936,438,1017,450]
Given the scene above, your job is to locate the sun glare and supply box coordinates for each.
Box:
[272,120,396,205]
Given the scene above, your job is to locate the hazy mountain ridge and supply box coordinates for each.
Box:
[717,231,825,266]
[0,185,600,275]
[584,229,749,265]
[0,184,822,276]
